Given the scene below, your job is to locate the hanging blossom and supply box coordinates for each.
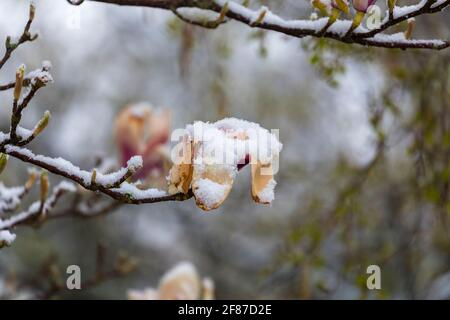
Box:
[168,118,282,211]
[127,261,214,300]
[114,103,171,184]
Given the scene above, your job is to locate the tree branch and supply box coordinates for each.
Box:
[77,0,450,50]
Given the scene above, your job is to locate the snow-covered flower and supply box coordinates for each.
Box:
[352,0,377,12]
[114,103,171,182]
[168,118,282,211]
[127,261,214,300]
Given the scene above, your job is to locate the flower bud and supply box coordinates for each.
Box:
[40,170,49,203]
[25,170,37,190]
[311,0,330,16]
[352,0,377,13]
[332,0,350,14]
[33,111,51,137]
[0,153,8,176]
[29,1,36,21]
[405,18,415,40]
[14,64,25,101]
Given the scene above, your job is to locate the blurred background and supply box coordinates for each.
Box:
[0,0,449,299]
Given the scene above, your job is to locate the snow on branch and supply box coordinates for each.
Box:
[0,2,285,249]
[80,0,449,50]
[0,181,75,248]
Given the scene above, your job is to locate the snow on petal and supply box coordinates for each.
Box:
[168,117,282,210]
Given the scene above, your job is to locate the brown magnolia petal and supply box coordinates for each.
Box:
[168,136,193,194]
[192,164,234,211]
[251,161,276,204]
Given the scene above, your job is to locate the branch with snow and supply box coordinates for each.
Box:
[75,0,450,50]
[0,1,284,250]
[0,2,195,248]
[0,180,75,248]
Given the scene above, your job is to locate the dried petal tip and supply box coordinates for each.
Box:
[251,161,276,204]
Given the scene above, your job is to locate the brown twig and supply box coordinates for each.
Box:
[76,0,450,50]
[0,2,38,71]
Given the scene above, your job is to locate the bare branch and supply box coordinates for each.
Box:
[0,2,38,70]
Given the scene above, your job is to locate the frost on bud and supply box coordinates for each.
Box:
[0,153,8,176]
[14,64,26,101]
[33,111,51,137]
[332,0,349,14]
[40,171,49,203]
[404,18,415,40]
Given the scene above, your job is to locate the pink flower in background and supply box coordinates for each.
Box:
[352,0,377,12]
[114,103,170,181]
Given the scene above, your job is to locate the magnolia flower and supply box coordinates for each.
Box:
[352,0,377,12]
[127,261,214,300]
[114,103,170,182]
[168,118,282,211]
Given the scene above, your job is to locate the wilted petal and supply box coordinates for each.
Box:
[192,164,234,211]
[168,136,193,194]
[251,161,276,204]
